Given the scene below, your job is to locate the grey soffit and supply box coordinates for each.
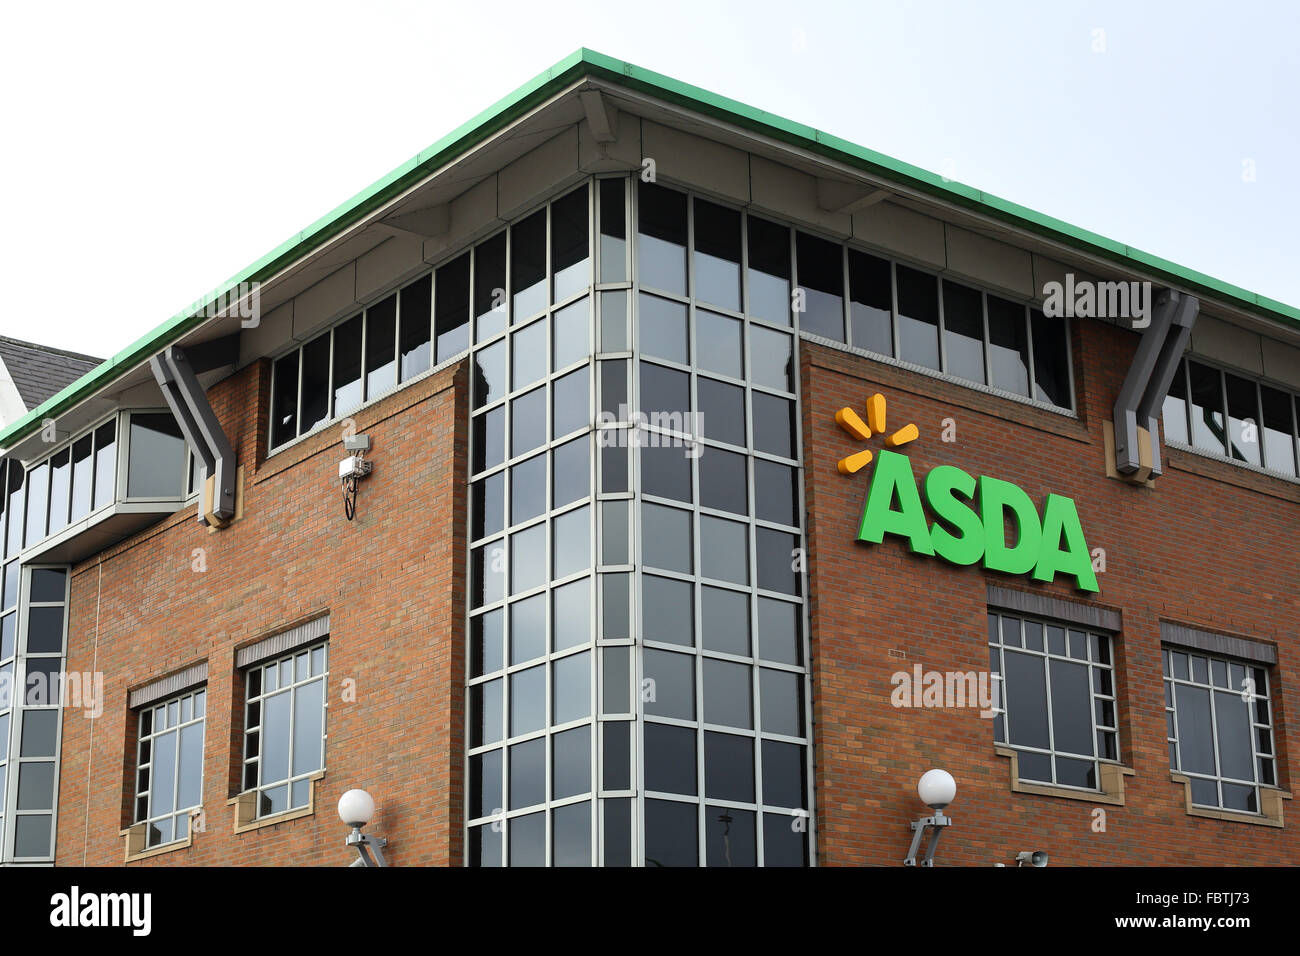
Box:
[129,661,209,709]
[236,614,331,668]
[0,337,101,410]
[986,585,1122,633]
[1159,621,1277,666]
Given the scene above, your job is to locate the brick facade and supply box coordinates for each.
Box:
[53,360,469,866]
[801,319,1298,866]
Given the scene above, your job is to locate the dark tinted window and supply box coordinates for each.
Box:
[693,198,741,312]
[942,280,985,384]
[332,315,364,417]
[848,249,892,356]
[754,459,798,527]
[1261,385,1296,476]
[699,448,747,515]
[474,233,508,341]
[746,216,790,326]
[987,295,1030,397]
[1188,360,1226,454]
[512,209,547,320]
[697,379,746,447]
[551,185,589,303]
[270,351,299,448]
[645,798,698,867]
[1030,309,1072,409]
[896,265,940,370]
[639,363,690,420]
[399,275,432,381]
[751,394,795,459]
[599,178,627,283]
[300,334,331,434]
[1225,373,1261,465]
[637,182,687,295]
[435,253,470,365]
[795,232,843,342]
[642,444,692,503]
[364,294,398,398]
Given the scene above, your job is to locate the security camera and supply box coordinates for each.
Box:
[1015,850,1048,867]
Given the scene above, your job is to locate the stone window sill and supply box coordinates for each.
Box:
[1170,772,1290,828]
[229,771,326,834]
[119,817,196,863]
[995,745,1134,805]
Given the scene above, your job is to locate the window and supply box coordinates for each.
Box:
[134,687,205,848]
[848,249,892,357]
[0,537,17,851]
[468,176,812,865]
[0,412,157,557]
[269,270,435,451]
[126,412,187,499]
[365,293,398,397]
[795,232,844,342]
[989,612,1119,791]
[3,566,68,861]
[242,643,328,818]
[1162,357,1300,478]
[1163,647,1275,813]
[693,198,741,312]
[637,181,687,296]
[598,178,627,284]
[436,253,471,364]
[632,180,812,867]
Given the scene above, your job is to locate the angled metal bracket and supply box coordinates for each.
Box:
[345,827,388,867]
[903,812,951,866]
[150,345,236,522]
[1113,289,1199,477]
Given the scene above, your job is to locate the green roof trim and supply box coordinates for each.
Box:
[4,47,1296,450]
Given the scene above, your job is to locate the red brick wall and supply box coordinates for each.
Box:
[801,319,1298,866]
[53,359,468,866]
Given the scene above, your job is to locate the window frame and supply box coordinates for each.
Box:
[1162,355,1300,482]
[133,686,207,849]
[1162,646,1276,814]
[780,222,1077,415]
[988,611,1120,793]
[241,641,330,819]
[629,177,815,867]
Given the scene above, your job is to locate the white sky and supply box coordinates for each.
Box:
[2,0,1296,359]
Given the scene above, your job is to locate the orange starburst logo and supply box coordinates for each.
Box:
[834,393,918,474]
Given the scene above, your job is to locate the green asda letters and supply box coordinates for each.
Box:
[856,450,1099,592]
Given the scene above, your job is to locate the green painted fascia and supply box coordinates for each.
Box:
[5,47,1295,450]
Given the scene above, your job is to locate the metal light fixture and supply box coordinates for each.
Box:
[338,788,387,867]
[903,769,956,867]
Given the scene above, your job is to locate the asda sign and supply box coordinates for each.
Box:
[856,449,1099,593]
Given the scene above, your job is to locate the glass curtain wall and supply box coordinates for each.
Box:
[466,174,815,867]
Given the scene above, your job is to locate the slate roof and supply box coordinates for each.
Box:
[0,336,102,411]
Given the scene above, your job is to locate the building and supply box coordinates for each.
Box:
[0,338,101,430]
[0,49,1295,867]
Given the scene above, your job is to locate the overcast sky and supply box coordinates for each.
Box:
[2,0,1295,359]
